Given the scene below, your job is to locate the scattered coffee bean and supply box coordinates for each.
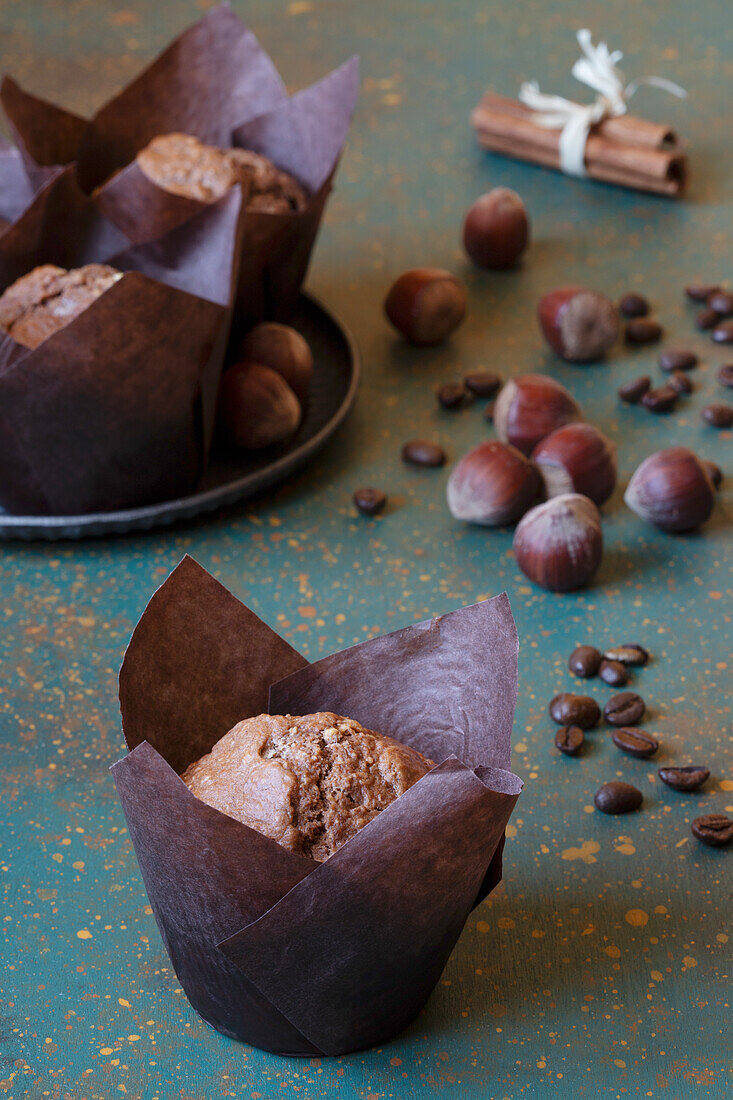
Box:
[717,363,733,389]
[599,658,630,687]
[708,290,733,317]
[702,403,733,428]
[568,644,602,678]
[604,644,649,667]
[658,348,697,373]
[696,307,719,331]
[401,440,446,467]
[611,727,658,758]
[619,293,649,319]
[618,375,651,404]
[625,319,663,345]
[549,693,601,730]
[594,781,643,815]
[555,725,584,756]
[437,382,467,409]
[353,487,387,516]
[464,370,502,397]
[702,460,723,489]
[658,765,710,792]
[691,814,733,847]
[604,691,645,726]
[711,320,733,344]
[669,370,692,395]
[685,283,719,301]
[642,385,678,413]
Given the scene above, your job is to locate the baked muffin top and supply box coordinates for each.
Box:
[137,133,307,213]
[0,263,122,350]
[181,712,433,861]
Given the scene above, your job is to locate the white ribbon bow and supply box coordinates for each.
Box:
[519,29,687,177]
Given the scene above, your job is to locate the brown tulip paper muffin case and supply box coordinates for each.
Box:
[0,168,244,515]
[112,557,522,1057]
[0,3,359,329]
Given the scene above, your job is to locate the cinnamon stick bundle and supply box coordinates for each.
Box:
[472,93,686,196]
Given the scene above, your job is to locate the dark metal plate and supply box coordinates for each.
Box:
[0,293,359,539]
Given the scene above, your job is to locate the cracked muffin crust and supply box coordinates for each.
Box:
[0,263,122,350]
[136,133,307,213]
[181,712,434,861]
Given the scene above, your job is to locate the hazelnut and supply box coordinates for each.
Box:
[531,423,617,506]
[218,362,301,450]
[384,268,467,346]
[237,322,314,403]
[446,440,541,526]
[538,286,619,362]
[624,446,715,533]
[462,188,529,270]
[513,493,603,592]
[493,373,582,456]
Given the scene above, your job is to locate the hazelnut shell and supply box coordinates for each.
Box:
[237,322,314,403]
[532,422,617,506]
[218,362,301,450]
[493,373,582,456]
[384,268,467,346]
[624,446,715,533]
[513,493,603,592]
[446,440,540,526]
[538,286,619,362]
[462,188,529,269]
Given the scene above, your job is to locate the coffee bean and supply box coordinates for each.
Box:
[642,385,678,414]
[685,283,719,301]
[484,401,495,422]
[604,644,649,667]
[658,348,697,373]
[702,403,733,428]
[669,370,692,395]
[696,307,719,331]
[464,370,502,397]
[619,293,649,319]
[594,781,643,815]
[691,814,733,847]
[604,692,645,726]
[625,319,663,345]
[599,659,629,687]
[702,460,723,489]
[555,725,584,755]
[708,290,733,316]
[568,644,602,678]
[618,375,651,404]
[549,693,601,730]
[711,320,733,344]
[717,363,733,389]
[437,382,467,409]
[612,727,658,758]
[658,765,710,792]
[353,487,387,516]
[401,440,446,467]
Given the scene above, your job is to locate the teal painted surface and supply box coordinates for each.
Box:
[0,1,731,1097]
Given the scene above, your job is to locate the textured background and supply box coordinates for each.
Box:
[0,1,731,1097]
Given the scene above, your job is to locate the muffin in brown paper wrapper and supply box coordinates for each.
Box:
[1,3,359,328]
[0,167,244,516]
[111,556,523,1057]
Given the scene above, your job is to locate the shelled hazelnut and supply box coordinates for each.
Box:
[538,286,619,362]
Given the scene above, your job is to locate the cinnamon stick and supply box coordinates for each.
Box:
[472,93,686,197]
